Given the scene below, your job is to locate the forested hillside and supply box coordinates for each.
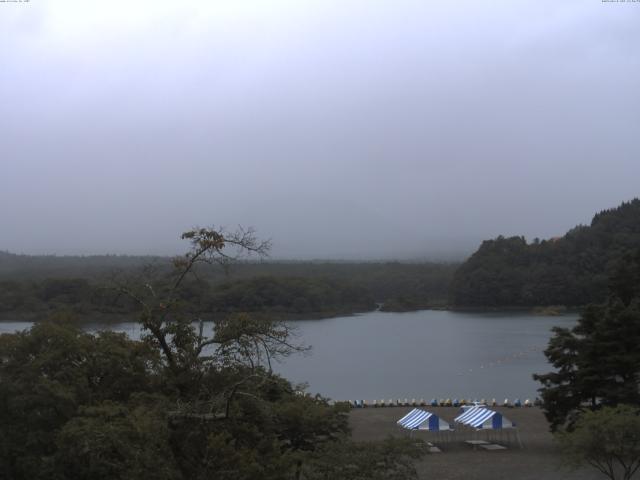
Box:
[0,276,377,320]
[450,199,640,307]
[0,254,457,319]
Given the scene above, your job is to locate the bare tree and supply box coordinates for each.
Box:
[113,226,307,406]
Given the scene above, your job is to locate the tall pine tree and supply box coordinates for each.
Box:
[534,249,640,430]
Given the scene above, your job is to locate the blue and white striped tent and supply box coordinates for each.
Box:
[454,406,516,430]
[397,408,452,431]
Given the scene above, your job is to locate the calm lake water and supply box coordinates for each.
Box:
[0,310,577,402]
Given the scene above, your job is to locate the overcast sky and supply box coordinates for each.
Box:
[1,0,639,259]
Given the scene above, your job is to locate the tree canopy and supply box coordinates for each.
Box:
[451,199,640,307]
[0,261,455,320]
[534,249,640,430]
[557,405,640,480]
[0,227,424,479]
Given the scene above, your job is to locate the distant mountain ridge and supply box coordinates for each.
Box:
[450,199,640,307]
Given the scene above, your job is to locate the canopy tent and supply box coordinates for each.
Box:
[454,405,481,423]
[454,407,515,429]
[397,408,452,432]
[454,406,522,448]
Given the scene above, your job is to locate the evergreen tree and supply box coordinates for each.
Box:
[534,250,640,430]
[451,198,640,307]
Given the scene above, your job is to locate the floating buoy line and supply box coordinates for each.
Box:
[456,344,544,376]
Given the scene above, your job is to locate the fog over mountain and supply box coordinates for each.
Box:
[1,1,638,259]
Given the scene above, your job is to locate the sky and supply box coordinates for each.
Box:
[1,0,639,260]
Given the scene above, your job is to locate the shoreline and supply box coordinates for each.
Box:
[0,305,582,324]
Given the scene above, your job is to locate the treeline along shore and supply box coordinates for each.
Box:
[1,198,639,321]
[0,256,456,321]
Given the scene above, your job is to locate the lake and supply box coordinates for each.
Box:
[0,309,577,402]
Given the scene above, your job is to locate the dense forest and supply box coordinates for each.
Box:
[0,228,423,479]
[4,199,640,316]
[450,199,640,307]
[0,253,457,320]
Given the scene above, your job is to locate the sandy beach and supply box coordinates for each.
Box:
[349,406,603,480]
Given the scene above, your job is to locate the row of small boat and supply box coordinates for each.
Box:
[345,398,542,408]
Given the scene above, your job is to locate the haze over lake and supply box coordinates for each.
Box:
[1,310,577,401]
[2,1,639,260]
